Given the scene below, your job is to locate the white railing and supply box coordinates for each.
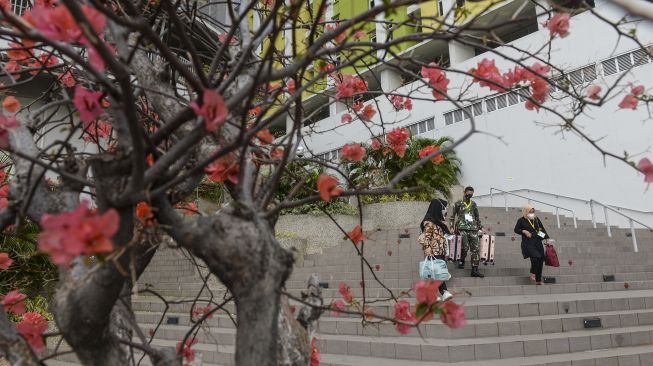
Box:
[483,188,577,229]
[589,200,653,252]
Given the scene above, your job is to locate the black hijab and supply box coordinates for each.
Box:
[421,199,449,234]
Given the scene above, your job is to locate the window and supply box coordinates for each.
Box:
[582,65,597,81]
[496,95,507,109]
[453,109,463,122]
[444,112,453,125]
[409,124,418,136]
[437,0,444,16]
[370,30,377,43]
[463,106,472,120]
[569,69,583,86]
[486,98,497,112]
[508,93,519,105]
[11,0,29,16]
[456,0,465,8]
[602,59,617,76]
[617,53,633,72]
[427,118,435,130]
[369,0,375,9]
[473,102,483,116]
[633,48,649,66]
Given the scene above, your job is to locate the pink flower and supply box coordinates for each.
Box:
[419,145,444,163]
[205,158,239,184]
[386,128,410,158]
[631,85,645,96]
[5,61,21,75]
[86,41,116,72]
[586,85,601,100]
[503,66,526,85]
[1,290,27,315]
[414,280,441,307]
[637,158,653,183]
[471,58,509,92]
[346,225,367,245]
[619,94,639,110]
[0,114,19,150]
[60,71,76,87]
[256,129,274,145]
[16,312,48,353]
[17,315,48,345]
[3,96,20,113]
[360,104,376,122]
[176,337,198,366]
[544,13,570,38]
[371,138,382,150]
[421,63,449,100]
[439,301,467,328]
[335,74,368,100]
[393,301,415,334]
[182,202,198,216]
[353,30,366,40]
[341,144,366,161]
[317,174,344,202]
[191,305,213,320]
[341,113,353,124]
[285,79,296,94]
[73,85,104,126]
[190,89,228,132]
[0,252,13,270]
[331,299,345,316]
[390,95,412,111]
[82,121,112,142]
[31,4,105,43]
[310,337,320,366]
[38,201,119,266]
[338,282,354,303]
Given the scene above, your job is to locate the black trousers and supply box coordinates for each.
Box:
[426,255,448,293]
[530,257,544,282]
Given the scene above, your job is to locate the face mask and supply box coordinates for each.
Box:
[464,194,473,199]
[527,213,535,220]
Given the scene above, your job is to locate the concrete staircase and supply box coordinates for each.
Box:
[48,207,653,366]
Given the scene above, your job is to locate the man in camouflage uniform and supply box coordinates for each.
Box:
[449,186,484,278]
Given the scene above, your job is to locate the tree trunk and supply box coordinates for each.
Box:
[234,288,282,366]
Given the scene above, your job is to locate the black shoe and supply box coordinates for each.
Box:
[471,266,484,278]
[457,261,465,269]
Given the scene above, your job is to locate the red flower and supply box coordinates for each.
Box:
[205,158,240,184]
[5,61,21,75]
[637,158,653,183]
[1,290,27,315]
[470,58,509,92]
[190,89,228,132]
[360,104,376,122]
[256,129,274,145]
[325,24,347,43]
[191,305,213,320]
[37,201,119,266]
[415,280,441,307]
[624,282,630,289]
[503,66,526,85]
[176,337,198,366]
[389,95,412,111]
[619,94,639,110]
[270,147,285,160]
[0,252,13,270]
[16,312,48,353]
[341,144,366,161]
[371,138,382,150]
[73,85,104,126]
[346,225,367,245]
[375,264,381,271]
[335,74,368,100]
[439,300,467,329]
[631,85,645,96]
[32,4,105,43]
[352,101,364,113]
[285,79,296,94]
[7,41,34,62]
[393,301,415,334]
[364,306,374,321]
[386,128,410,158]
[146,154,155,167]
[248,106,262,117]
[331,299,345,316]
[341,113,353,124]
[317,174,344,202]
[3,96,20,113]
[544,13,570,38]
[421,63,449,100]
[182,202,198,216]
[387,250,392,256]
[82,121,112,142]
[338,282,354,303]
[586,85,601,100]
[86,40,116,72]
[419,145,444,163]
[0,114,19,150]
[568,260,573,266]
[310,337,320,366]
[135,202,154,224]
[353,30,366,40]
[60,71,76,87]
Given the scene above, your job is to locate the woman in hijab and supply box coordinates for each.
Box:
[419,198,453,300]
[514,204,550,285]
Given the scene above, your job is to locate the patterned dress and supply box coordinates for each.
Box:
[419,221,448,257]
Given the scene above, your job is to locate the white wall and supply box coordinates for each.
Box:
[302,2,653,225]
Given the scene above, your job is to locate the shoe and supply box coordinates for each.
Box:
[529,274,536,281]
[457,261,465,269]
[536,281,543,285]
[471,266,484,278]
[441,291,453,301]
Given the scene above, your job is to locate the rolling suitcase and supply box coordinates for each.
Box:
[480,234,496,265]
[446,235,462,262]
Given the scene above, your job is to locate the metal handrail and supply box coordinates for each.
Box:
[484,188,577,229]
[589,200,653,253]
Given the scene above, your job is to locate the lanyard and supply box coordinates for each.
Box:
[463,200,473,210]
[527,219,538,231]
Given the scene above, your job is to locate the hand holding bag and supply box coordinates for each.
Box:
[544,240,560,267]
[419,257,451,280]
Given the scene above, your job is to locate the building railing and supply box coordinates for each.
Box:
[483,187,577,229]
[589,199,653,252]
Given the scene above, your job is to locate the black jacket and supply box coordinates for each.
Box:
[514,217,549,259]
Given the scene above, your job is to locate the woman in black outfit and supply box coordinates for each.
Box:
[514,204,549,285]
[419,198,453,300]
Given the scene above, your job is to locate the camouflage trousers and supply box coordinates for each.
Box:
[460,230,480,267]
